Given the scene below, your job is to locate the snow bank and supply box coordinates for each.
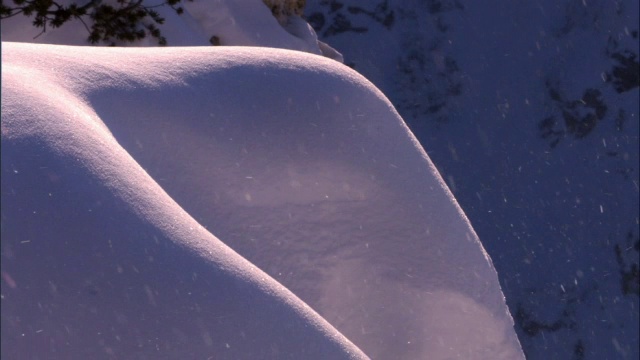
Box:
[1,41,523,359]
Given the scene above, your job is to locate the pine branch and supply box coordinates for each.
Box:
[0,0,188,45]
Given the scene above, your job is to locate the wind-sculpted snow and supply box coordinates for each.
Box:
[1,42,524,359]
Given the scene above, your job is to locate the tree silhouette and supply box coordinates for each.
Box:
[0,0,188,45]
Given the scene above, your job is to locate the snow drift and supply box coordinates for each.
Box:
[1,41,524,359]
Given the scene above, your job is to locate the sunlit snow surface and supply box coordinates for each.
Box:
[1,42,523,359]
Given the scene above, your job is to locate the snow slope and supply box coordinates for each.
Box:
[1,41,523,358]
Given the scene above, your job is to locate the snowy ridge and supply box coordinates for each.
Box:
[2,41,523,359]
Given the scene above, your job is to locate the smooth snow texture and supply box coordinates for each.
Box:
[1,42,523,359]
[1,43,364,359]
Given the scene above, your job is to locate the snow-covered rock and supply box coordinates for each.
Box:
[1,41,524,359]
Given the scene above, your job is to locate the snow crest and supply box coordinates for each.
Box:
[2,42,524,359]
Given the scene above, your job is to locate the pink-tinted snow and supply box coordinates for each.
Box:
[1,41,523,359]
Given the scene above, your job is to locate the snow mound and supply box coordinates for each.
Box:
[1,42,523,359]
